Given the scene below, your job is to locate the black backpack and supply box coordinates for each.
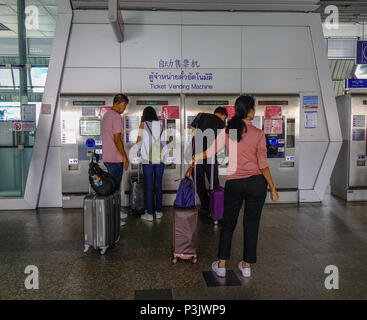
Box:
[88,153,119,196]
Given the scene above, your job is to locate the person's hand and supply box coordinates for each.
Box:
[123,157,129,171]
[270,189,279,202]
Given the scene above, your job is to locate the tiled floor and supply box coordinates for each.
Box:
[0,195,366,300]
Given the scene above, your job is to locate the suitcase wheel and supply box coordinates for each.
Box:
[170,257,178,265]
[83,245,90,253]
[115,236,120,244]
[190,257,198,264]
[100,247,108,255]
[213,219,219,225]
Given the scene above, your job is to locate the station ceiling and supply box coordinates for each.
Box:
[1,1,367,38]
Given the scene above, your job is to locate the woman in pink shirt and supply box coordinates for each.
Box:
[192,95,279,278]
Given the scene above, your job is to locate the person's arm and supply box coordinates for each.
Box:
[192,128,226,164]
[257,132,279,202]
[136,122,144,144]
[113,133,129,170]
[260,167,279,202]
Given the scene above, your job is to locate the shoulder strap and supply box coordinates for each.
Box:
[146,122,164,139]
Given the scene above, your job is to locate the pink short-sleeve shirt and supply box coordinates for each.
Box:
[101,109,124,163]
[206,119,269,180]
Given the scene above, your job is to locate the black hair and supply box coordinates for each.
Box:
[226,95,255,142]
[113,93,129,105]
[141,106,158,122]
[214,107,228,118]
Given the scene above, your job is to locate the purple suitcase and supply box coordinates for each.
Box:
[210,186,224,220]
[209,162,224,222]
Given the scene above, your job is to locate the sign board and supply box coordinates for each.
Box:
[12,122,22,131]
[224,106,235,119]
[21,104,36,122]
[346,78,367,89]
[99,106,112,119]
[303,95,319,109]
[356,41,367,65]
[265,106,282,119]
[21,122,36,131]
[161,106,179,119]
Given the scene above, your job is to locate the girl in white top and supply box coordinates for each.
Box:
[136,107,167,222]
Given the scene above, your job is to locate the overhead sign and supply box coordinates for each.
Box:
[346,78,367,89]
[356,40,367,65]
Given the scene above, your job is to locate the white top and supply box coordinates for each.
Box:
[140,120,168,164]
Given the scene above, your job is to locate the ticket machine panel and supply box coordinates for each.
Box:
[349,95,367,187]
[255,95,299,190]
[60,96,112,207]
[184,95,238,188]
[121,95,181,204]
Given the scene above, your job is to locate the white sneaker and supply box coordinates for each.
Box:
[140,213,153,222]
[120,211,128,219]
[155,211,163,219]
[211,261,226,278]
[120,220,126,227]
[238,261,251,277]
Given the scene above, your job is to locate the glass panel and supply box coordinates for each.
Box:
[0,68,14,88]
[0,147,33,197]
[0,0,57,198]
[30,67,48,92]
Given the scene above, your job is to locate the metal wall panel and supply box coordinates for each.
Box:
[121,25,181,69]
[65,24,121,68]
[242,68,318,94]
[243,26,315,69]
[61,68,121,93]
[182,26,242,69]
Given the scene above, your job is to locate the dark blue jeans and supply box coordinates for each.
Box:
[142,163,165,215]
[104,162,123,189]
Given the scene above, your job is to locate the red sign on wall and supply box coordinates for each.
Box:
[224,106,235,119]
[161,106,180,119]
[99,106,112,119]
[265,106,282,119]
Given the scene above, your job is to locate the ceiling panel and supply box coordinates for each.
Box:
[71,0,320,11]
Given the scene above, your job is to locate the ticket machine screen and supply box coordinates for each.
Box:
[80,120,101,136]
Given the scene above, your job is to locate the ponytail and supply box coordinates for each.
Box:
[226,115,247,142]
[226,95,254,142]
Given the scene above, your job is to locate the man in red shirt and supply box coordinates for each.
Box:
[101,94,130,226]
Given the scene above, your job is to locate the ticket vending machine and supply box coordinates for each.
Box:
[184,95,299,203]
[184,95,238,188]
[331,93,367,201]
[254,95,299,203]
[60,95,112,208]
[120,95,182,206]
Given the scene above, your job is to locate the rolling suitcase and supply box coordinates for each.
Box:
[209,163,224,224]
[171,166,198,264]
[129,166,146,214]
[83,190,121,255]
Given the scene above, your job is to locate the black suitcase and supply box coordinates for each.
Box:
[129,169,146,214]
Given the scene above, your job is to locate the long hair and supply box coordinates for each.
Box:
[226,95,255,142]
[141,106,158,122]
